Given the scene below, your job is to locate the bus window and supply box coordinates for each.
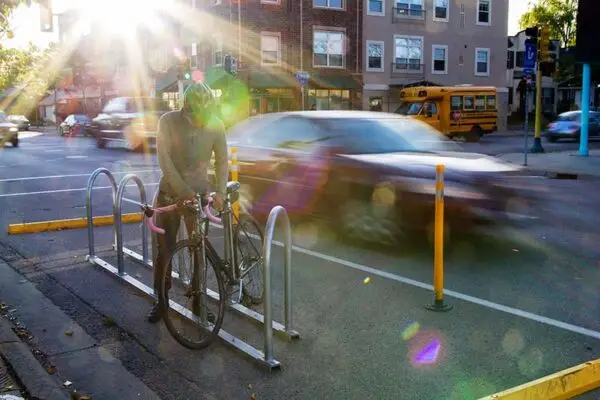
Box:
[451,96,463,111]
[475,96,486,111]
[464,96,474,110]
[486,95,496,110]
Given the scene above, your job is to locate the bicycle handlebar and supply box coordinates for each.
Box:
[143,195,222,235]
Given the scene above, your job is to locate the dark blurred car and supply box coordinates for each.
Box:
[7,115,30,131]
[544,111,600,142]
[0,112,19,147]
[227,111,537,244]
[92,97,171,151]
[59,114,92,136]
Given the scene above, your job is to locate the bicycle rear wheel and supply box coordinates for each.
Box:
[234,213,265,305]
[159,239,226,350]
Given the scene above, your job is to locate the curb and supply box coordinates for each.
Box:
[0,318,68,400]
[7,213,143,235]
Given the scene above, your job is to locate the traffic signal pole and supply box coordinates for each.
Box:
[532,62,544,152]
[579,63,591,156]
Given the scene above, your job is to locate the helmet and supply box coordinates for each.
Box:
[182,82,214,118]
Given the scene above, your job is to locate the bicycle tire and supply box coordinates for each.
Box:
[234,213,265,305]
[159,239,226,350]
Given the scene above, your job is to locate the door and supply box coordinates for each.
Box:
[422,101,441,131]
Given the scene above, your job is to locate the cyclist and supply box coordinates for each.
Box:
[148,82,229,323]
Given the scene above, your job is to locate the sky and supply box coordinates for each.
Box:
[3,0,536,49]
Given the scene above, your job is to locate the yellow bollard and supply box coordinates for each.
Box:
[230,146,240,221]
[426,164,452,312]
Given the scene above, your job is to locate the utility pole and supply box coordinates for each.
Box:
[532,25,549,153]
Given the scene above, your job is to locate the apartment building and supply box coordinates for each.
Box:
[363,0,508,121]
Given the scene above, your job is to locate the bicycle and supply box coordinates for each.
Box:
[143,181,265,350]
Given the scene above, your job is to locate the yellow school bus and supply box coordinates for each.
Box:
[396,86,498,142]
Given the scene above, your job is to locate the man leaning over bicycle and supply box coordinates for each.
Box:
[147,82,229,324]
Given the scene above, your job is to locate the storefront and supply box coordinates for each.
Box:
[307,74,362,110]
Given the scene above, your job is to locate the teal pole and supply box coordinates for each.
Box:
[579,63,591,156]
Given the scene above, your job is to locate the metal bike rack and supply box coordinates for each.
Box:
[85,169,300,369]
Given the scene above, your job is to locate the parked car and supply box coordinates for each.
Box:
[92,97,172,151]
[226,111,538,245]
[7,115,30,131]
[0,112,19,147]
[544,111,600,142]
[59,114,92,136]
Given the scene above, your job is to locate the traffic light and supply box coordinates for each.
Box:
[224,54,237,76]
[538,25,550,61]
[39,0,53,32]
[524,26,539,47]
[177,58,191,81]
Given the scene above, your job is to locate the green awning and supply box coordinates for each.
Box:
[310,74,362,89]
[249,72,295,88]
[155,66,178,93]
[204,67,238,89]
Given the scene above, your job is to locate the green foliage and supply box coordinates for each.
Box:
[519,0,578,47]
[0,0,27,31]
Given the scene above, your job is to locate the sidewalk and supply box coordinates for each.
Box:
[0,261,160,400]
[499,149,600,179]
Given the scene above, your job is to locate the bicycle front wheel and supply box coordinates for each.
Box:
[159,239,226,350]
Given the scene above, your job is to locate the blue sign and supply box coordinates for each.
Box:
[524,67,534,76]
[295,72,310,86]
[524,43,537,70]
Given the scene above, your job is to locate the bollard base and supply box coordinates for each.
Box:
[425,299,453,312]
[529,138,545,153]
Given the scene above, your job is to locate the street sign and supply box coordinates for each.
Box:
[524,43,537,70]
[295,72,310,86]
[524,67,534,76]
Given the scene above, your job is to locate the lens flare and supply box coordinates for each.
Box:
[414,338,441,364]
[401,322,420,341]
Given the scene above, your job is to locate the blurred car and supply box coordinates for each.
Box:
[0,112,19,147]
[544,111,600,142]
[59,114,92,136]
[226,111,537,244]
[7,115,30,131]
[92,97,171,151]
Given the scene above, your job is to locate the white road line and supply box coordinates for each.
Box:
[0,169,160,183]
[208,223,600,340]
[0,183,159,198]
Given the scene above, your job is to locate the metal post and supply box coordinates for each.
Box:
[262,205,296,366]
[231,147,240,221]
[426,165,452,312]
[523,89,529,166]
[580,63,591,157]
[531,63,544,153]
[86,168,117,258]
[115,174,147,275]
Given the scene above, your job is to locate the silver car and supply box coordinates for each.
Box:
[0,112,19,147]
[7,115,30,131]
[545,111,600,142]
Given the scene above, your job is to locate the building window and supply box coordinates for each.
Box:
[507,51,514,69]
[433,0,448,21]
[367,0,384,15]
[477,0,491,25]
[313,30,344,68]
[261,32,281,65]
[516,51,524,68]
[432,45,448,74]
[261,0,280,4]
[308,89,352,110]
[395,0,424,18]
[393,35,423,71]
[213,34,223,66]
[313,0,343,9]
[475,48,490,76]
[367,40,384,72]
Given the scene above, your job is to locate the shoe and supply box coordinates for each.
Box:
[147,302,163,323]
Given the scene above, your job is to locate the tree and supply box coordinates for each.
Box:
[0,0,27,32]
[519,0,578,47]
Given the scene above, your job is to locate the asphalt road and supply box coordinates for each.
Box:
[0,131,599,399]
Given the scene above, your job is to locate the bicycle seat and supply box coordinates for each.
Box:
[227,181,240,194]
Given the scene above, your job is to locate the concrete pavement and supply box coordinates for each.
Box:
[499,149,600,179]
[1,131,599,399]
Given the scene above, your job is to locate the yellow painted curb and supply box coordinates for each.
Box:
[480,359,600,400]
[7,213,143,235]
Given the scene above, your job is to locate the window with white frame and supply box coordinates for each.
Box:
[433,0,448,21]
[367,41,384,72]
[368,0,384,15]
[213,34,223,66]
[395,0,424,18]
[313,0,343,9]
[261,0,280,4]
[432,45,448,74]
[261,33,281,65]
[475,48,490,76]
[313,30,344,67]
[477,0,491,25]
[394,35,422,71]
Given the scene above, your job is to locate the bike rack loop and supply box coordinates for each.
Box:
[86,168,118,258]
[114,174,148,274]
[262,205,299,366]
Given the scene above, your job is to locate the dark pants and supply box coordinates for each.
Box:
[153,190,197,296]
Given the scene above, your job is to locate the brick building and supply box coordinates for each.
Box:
[161,0,363,115]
